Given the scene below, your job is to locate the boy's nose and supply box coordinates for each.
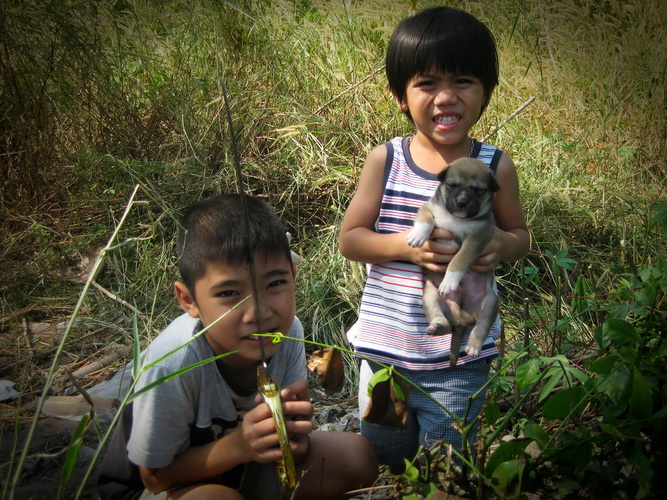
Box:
[435,88,457,105]
[242,297,272,326]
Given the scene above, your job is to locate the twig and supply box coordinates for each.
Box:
[21,318,34,359]
[482,96,536,142]
[70,345,134,379]
[91,280,147,320]
[315,65,384,114]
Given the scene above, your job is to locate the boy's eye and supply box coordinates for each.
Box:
[415,79,435,87]
[216,290,238,298]
[455,76,478,86]
[268,279,288,289]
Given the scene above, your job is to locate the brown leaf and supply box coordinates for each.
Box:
[307,348,344,394]
[362,372,411,430]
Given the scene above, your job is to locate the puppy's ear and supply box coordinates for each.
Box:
[437,167,449,182]
[489,172,500,192]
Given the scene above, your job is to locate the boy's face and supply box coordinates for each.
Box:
[175,252,296,369]
[396,69,488,150]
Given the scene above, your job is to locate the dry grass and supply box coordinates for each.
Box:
[0,1,665,496]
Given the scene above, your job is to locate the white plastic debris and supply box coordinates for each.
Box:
[0,380,21,401]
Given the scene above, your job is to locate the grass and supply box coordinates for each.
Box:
[0,0,665,498]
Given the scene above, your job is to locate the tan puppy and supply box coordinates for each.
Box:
[406,158,500,367]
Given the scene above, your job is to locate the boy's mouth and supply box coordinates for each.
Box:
[434,114,460,125]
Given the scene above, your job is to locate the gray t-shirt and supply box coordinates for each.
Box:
[128,313,306,469]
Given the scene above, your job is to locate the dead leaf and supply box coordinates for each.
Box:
[362,372,410,430]
[307,348,344,394]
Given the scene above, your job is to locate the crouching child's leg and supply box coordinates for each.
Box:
[293,431,378,499]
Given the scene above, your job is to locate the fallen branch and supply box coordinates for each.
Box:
[482,96,536,142]
[92,281,147,320]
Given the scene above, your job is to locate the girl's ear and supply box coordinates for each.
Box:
[174,281,200,318]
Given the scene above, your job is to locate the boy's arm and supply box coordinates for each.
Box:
[338,145,457,273]
[139,390,315,494]
[471,154,530,272]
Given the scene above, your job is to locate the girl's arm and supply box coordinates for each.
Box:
[339,145,457,273]
[471,154,530,272]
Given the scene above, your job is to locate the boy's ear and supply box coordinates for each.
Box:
[174,281,200,318]
[392,91,409,113]
[481,85,496,113]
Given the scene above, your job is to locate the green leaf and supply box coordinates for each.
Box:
[590,354,616,375]
[595,360,631,403]
[523,423,550,449]
[485,439,530,476]
[603,318,640,346]
[515,358,540,390]
[484,399,501,426]
[492,458,524,490]
[629,367,653,419]
[391,378,406,401]
[543,386,587,419]
[366,367,391,397]
[538,369,563,402]
[58,414,90,499]
[404,458,421,482]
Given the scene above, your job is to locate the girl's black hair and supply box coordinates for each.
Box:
[175,194,292,297]
[386,7,499,118]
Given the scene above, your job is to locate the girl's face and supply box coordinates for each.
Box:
[396,70,488,153]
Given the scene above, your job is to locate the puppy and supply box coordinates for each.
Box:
[406,157,500,367]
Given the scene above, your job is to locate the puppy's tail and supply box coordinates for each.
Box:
[449,327,465,368]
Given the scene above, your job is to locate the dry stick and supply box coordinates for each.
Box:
[482,96,536,143]
[9,184,141,500]
[314,65,384,115]
[91,280,147,321]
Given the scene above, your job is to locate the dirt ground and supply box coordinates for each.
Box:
[1,415,101,499]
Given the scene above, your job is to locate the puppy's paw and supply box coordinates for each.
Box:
[465,344,482,358]
[426,321,451,336]
[406,222,432,248]
[438,271,464,296]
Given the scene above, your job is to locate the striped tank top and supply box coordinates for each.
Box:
[347,136,502,370]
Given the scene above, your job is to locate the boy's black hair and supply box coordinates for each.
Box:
[386,7,499,120]
[176,194,292,297]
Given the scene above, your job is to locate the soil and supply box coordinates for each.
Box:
[1,416,101,499]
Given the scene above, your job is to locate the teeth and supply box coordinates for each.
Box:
[434,115,459,125]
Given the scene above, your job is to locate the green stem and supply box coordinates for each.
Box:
[9,185,141,500]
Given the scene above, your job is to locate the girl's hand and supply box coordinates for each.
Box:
[470,227,505,273]
[404,227,458,273]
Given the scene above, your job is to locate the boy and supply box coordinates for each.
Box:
[98,194,378,499]
[339,7,530,470]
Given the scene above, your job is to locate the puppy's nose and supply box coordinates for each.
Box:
[456,194,470,208]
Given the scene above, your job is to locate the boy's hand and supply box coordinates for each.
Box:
[404,228,458,272]
[241,380,314,464]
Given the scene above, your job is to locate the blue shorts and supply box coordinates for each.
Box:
[358,358,492,465]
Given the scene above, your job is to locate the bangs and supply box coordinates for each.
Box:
[386,7,498,102]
